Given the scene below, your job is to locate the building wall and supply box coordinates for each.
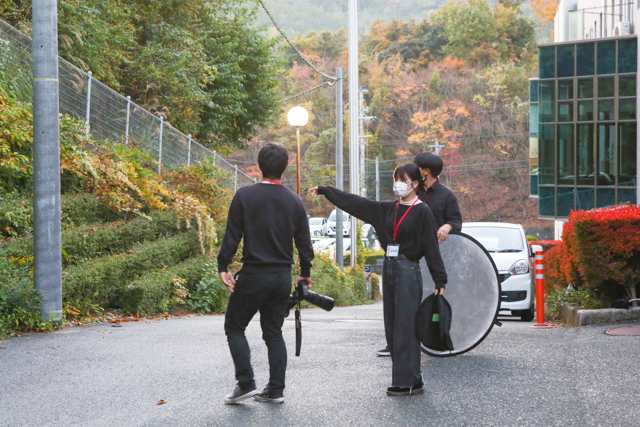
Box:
[554,0,636,42]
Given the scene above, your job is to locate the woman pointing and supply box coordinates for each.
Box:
[310,163,447,396]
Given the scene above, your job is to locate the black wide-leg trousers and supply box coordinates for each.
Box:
[382,256,423,388]
[224,270,291,392]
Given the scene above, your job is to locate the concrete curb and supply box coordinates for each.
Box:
[561,305,640,327]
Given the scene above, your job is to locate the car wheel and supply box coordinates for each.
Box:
[313,230,322,236]
[516,306,535,322]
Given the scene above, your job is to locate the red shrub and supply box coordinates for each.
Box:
[543,243,568,292]
[528,240,561,253]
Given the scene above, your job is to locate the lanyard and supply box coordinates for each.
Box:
[263,179,282,185]
[423,181,441,203]
[393,198,419,241]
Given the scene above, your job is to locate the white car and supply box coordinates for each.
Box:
[461,222,535,321]
[312,237,335,254]
[326,209,350,237]
[309,217,328,236]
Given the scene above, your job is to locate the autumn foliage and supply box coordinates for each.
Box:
[530,0,559,29]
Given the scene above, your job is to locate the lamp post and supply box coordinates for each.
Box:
[287,106,309,195]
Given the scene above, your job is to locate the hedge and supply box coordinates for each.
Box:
[528,240,561,253]
[2,211,181,262]
[62,231,202,305]
[116,255,210,315]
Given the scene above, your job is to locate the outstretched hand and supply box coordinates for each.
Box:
[309,187,319,197]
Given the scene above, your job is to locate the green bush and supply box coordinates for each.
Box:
[526,235,538,241]
[545,287,604,320]
[187,260,230,314]
[0,258,53,339]
[370,273,381,300]
[0,192,32,238]
[63,231,202,305]
[61,193,125,228]
[117,255,210,315]
[345,266,369,302]
[2,211,181,262]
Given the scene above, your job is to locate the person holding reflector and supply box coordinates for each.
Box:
[310,163,447,396]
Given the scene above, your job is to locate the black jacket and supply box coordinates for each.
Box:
[418,179,462,232]
[217,183,314,276]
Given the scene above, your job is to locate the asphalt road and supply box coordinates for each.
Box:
[1,301,639,427]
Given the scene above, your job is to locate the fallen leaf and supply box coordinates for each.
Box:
[0,347,6,349]
[157,399,166,405]
[16,372,27,374]
[47,346,57,350]
[112,324,122,328]
[122,319,130,322]
[156,319,162,322]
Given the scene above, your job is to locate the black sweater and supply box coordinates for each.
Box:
[317,186,447,289]
[217,183,314,277]
[418,179,462,232]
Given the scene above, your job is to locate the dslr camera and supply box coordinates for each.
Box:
[286,280,335,315]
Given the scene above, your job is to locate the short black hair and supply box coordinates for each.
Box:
[258,143,288,179]
[414,152,443,177]
[393,163,421,184]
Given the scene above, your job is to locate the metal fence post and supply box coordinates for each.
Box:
[158,117,164,174]
[375,156,380,201]
[234,165,238,193]
[213,150,217,167]
[125,95,131,144]
[85,70,92,136]
[187,134,192,167]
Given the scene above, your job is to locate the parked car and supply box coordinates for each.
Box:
[309,217,328,236]
[326,209,350,237]
[461,222,535,321]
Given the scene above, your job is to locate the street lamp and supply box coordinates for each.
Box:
[287,106,309,195]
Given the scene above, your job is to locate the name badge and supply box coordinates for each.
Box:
[386,244,400,259]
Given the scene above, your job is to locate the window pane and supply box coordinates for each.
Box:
[577,78,594,98]
[597,100,614,120]
[619,98,636,120]
[557,45,575,77]
[558,125,574,184]
[539,47,555,79]
[529,104,538,131]
[597,124,615,185]
[539,187,555,216]
[618,189,637,205]
[618,122,637,186]
[578,101,594,121]
[576,188,595,211]
[619,75,636,97]
[618,39,637,73]
[596,188,615,207]
[539,81,555,122]
[530,80,539,102]
[577,43,595,76]
[557,187,575,216]
[558,102,573,122]
[558,80,573,99]
[597,77,614,97]
[597,41,615,74]
[539,125,555,185]
[530,174,539,196]
[577,124,595,185]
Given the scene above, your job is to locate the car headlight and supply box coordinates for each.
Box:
[508,260,529,275]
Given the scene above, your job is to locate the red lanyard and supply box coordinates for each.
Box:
[263,179,281,185]
[423,181,441,202]
[393,198,419,241]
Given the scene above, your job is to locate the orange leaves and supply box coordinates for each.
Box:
[409,100,470,148]
[530,0,559,29]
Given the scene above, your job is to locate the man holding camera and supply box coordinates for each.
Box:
[218,143,314,405]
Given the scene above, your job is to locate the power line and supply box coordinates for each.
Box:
[282,81,335,103]
[258,0,337,81]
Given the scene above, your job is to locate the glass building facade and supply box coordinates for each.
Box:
[530,37,638,218]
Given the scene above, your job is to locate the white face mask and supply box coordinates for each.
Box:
[393,181,415,198]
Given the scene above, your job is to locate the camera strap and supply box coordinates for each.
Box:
[295,304,302,357]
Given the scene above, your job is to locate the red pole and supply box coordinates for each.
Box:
[530,247,552,329]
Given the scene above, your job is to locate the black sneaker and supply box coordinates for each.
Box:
[386,380,424,396]
[254,387,284,404]
[224,385,258,404]
[377,346,390,357]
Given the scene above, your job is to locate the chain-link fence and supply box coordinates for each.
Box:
[0,19,256,192]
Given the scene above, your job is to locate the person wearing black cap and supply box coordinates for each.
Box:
[376,152,462,358]
[218,143,314,405]
[310,163,447,396]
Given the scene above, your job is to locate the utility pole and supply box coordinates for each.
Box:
[335,68,344,271]
[375,156,380,201]
[348,0,359,268]
[359,87,367,198]
[32,0,62,326]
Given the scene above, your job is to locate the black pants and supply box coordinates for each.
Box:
[224,270,291,392]
[383,256,423,388]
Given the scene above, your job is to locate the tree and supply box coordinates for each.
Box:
[530,0,558,29]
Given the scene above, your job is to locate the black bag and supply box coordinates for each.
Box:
[416,294,454,352]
